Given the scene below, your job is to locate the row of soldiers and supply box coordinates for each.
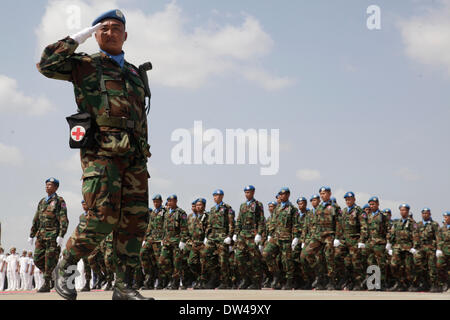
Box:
[136,186,449,292]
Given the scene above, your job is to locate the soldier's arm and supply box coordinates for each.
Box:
[436,227,443,251]
[235,205,242,236]
[57,198,69,237]
[179,211,188,243]
[292,207,301,239]
[30,202,41,238]
[335,210,343,240]
[36,37,84,82]
[387,223,395,244]
[257,203,265,236]
[228,208,236,238]
[358,210,368,243]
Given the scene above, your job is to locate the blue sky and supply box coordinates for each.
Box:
[1,0,449,251]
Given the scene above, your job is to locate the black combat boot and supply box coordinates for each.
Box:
[104,281,113,291]
[112,267,154,300]
[156,277,166,290]
[430,283,442,293]
[238,278,251,290]
[282,278,293,290]
[262,276,272,289]
[168,278,180,290]
[54,259,78,300]
[80,281,91,292]
[205,275,218,289]
[270,272,282,290]
[37,279,51,293]
[326,277,336,291]
[143,275,154,290]
[247,278,262,290]
[93,273,106,290]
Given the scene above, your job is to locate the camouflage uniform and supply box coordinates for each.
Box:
[387,217,418,288]
[436,225,450,289]
[335,205,367,285]
[292,209,308,286]
[186,212,208,284]
[37,36,151,288]
[235,199,265,285]
[88,239,107,287]
[103,233,115,285]
[366,210,389,285]
[263,202,300,283]
[413,220,440,287]
[30,194,68,283]
[300,207,318,284]
[158,207,188,286]
[303,201,340,283]
[203,203,235,286]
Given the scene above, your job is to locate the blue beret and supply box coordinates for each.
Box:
[149,208,153,212]
[196,198,207,205]
[421,207,431,213]
[167,194,177,201]
[368,196,379,203]
[362,204,370,210]
[268,201,277,206]
[244,185,255,192]
[297,197,307,203]
[46,177,59,187]
[279,187,290,194]
[192,200,198,205]
[319,186,331,193]
[310,194,320,201]
[443,211,450,217]
[81,200,86,204]
[384,208,392,214]
[92,9,126,27]
[344,191,355,199]
[399,203,410,210]
[213,189,224,196]
[152,194,162,201]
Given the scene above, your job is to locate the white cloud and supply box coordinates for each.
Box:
[296,169,321,182]
[395,167,421,182]
[398,0,450,74]
[58,151,82,173]
[0,142,24,166]
[35,0,293,90]
[0,75,53,116]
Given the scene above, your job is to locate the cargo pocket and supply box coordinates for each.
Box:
[98,130,131,156]
[82,163,106,209]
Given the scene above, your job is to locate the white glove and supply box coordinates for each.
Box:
[179,242,186,251]
[224,237,232,245]
[70,23,102,45]
[267,236,272,242]
[301,243,305,249]
[259,245,264,253]
[28,237,34,247]
[291,238,299,250]
[228,246,233,253]
[203,238,208,246]
[436,250,443,258]
[232,234,238,242]
[254,234,262,245]
[56,236,64,247]
[142,241,146,247]
[333,239,341,248]
[358,243,366,249]
[385,243,392,251]
[409,248,417,255]
[388,249,393,256]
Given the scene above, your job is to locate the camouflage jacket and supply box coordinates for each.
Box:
[336,205,367,243]
[387,217,418,250]
[414,220,440,249]
[437,225,450,256]
[144,207,167,242]
[272,202,300,241]
[206,203,235,241]
[265,213,276,240]
[104,232,113,250]
[300,207,318,243]
[296,209,309,242]
[236,199,265,238]
[162,207,188,244]
[366,211,389,245]
[311,201,340,239]
[30,194,68,240]
[187,212,208,244]
[37,37,150,159]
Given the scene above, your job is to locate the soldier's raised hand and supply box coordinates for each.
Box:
[70,23,102,45]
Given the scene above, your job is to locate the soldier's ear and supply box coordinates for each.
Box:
[124,31,128,42]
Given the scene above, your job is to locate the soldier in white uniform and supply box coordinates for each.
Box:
[6,248,20,291]
[19,251,30,290]
[0,248,6,291]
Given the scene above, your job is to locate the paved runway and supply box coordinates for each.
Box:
[0,289,449,300]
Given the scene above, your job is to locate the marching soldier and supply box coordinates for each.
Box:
[37,9,153,300]
[235,186,265,290]
[436,211,450,292]
[181,201,198,289]
[292,197,309,289]
[79,200,92,292]
[28,178,68,293]
[262,201,278,288]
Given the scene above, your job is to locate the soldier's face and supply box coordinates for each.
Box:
[45,182,57,195]
[95,19,127,55]
[153,200,162,208]
[422,211,431,221]
[298,201,307,210]
[445,216,450,225]
[386,213,392,220]
[345,197,355,207]
[268,204,276,213]
[11,249,15,254]
[364,208,371,215]
[311,199,320,208]
[82,202,88,212]
[244,190,254,201]
[167,199,177,209]
[400,207,409,218]
[369,201,379,212]
[214,194,224,204]
[320,191,331,202]
[192,205,196,213]
[279,192,289,202]
[276,197,281,204]
[195,203,205,213]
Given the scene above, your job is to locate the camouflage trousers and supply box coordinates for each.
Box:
[159,242,183,281]
[82,257,91,282]
[235,237,263,281]
[63,153,149,287]
[187,242,206,281]
[300,240,316,281]
[34,237,61,282]
[88,246,106,277]
[436,254,449,285]
[414,246,437,283]
[263,239,294,280]
[335,237,364,282]
[202,239,231,283]
[140,240,158,275]
[390,248,415,285]
[366,242,387,282]
[304,235,335,279]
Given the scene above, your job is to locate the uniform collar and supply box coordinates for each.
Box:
[46,193,56,202]
[347,205,355,212]
[100,49,125,68]
[246,199,255,206]
[423,219,431,225]
[372,210,380,216]
[215,202,224,209]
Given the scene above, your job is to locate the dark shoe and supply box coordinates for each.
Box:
[326,280,336,291]
[270,272,281,290]
[388,281,400,292]
[156,278,166,290]
[54,261,77,300]
[247,281,261,290]
[112,287,155,300]
[282,279,293,290]
[205,276,218,290]
[408,285,419,292]
[262,277,272,288]
[193,280,205,290]
[80,282,91,292]
[104,281,113,291]
[167,279,180,290]
[216,282,230,290]
[238,278,251,290]
[37,280,51,293]
[430,284,442,293]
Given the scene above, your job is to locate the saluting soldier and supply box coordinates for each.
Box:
[37,9,153,300]
[28,178,68,293]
